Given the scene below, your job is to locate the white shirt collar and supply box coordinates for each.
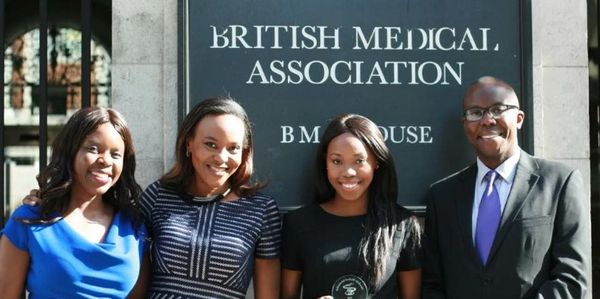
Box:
[476,149,521,184]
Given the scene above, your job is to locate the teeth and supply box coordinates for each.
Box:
[91,171,110,178]
[342,183,358,189]
[480,131,501,139]
[209,165,228,174]
[481,135,499,139]
[89,171,111,184]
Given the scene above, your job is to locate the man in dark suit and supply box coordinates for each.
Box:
[422,76,591,299]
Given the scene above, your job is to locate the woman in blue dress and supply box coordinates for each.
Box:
[0,107,148,298]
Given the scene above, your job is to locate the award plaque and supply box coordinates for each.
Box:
[331,275,369,299]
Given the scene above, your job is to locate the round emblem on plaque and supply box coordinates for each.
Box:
[331,275,369,299]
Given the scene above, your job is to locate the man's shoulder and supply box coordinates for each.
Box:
[430,164,474,190]
[521,153,578,178]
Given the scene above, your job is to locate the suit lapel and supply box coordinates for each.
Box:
[454,164,482,266]
[487,151,540,264]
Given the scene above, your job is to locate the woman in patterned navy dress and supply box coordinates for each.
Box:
[141,97,281,298]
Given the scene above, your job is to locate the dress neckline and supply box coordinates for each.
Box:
[58,210,120,246]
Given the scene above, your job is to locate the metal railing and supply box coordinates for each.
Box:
[1,0,5,228]
[0,0,94,226]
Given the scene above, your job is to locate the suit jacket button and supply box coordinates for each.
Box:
[483,278,492,286]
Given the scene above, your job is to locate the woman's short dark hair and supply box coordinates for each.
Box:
[160,96,263,197]
[36,107,142,222]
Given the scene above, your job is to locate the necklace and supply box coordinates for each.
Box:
[190,188,232,203]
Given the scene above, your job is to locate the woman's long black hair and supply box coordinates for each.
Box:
[314,113,401,289]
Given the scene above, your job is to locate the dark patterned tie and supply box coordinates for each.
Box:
[475,170,501,264]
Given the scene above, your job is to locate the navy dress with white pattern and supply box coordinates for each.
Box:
[141,181,281,299]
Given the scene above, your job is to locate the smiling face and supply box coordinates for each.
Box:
[187,114,245,196]
[72,123,125,199]
[326,132,377,205]
[462,81,524,169]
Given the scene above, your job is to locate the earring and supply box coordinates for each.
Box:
[186,149,190,158]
